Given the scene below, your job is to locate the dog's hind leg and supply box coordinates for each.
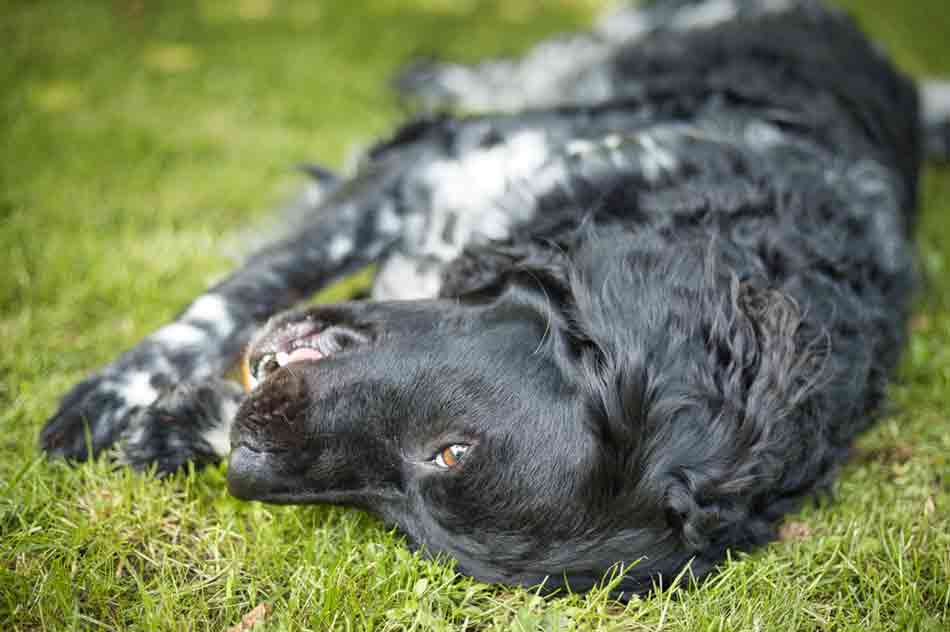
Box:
[394,0,800,113]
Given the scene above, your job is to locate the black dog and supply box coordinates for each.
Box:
[40,0,950,596]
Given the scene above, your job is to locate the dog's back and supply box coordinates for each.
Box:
[369,0,922,304]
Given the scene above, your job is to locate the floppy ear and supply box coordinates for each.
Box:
[439,240,572,300]
[658,279,828,553]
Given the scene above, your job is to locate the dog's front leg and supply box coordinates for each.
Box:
[39,179,402,465]
[116,378,245,475]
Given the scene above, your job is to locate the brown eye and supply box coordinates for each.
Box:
[434,444,469,468]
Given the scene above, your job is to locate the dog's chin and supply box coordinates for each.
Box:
[226,445,323,504]
[227,444,403,509]
[227,444,294,502]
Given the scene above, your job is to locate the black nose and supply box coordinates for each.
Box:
[227,445,274,500]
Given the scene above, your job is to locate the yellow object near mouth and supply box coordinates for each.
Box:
[240,348,255,393]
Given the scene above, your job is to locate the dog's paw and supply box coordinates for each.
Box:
[119,409,219,476]
[40,321,227,463]
[40,369,166,461]
[118,379,244,476]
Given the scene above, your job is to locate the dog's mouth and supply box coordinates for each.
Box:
[241,318,371,391]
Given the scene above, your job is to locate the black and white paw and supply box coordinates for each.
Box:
[40,368,170,462]
[41,301,240,462]
[118,379,245,476]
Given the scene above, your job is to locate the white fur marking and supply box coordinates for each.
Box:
[745,121,785,149]
[304,183,326,207]
[183,294,235,338]
[638,134,677,182]
[922,80,950,125]
[567,139,597,156]
[153,322,206,347]
[185,294,229,322]
[371,253,443,301]
[377,201,402,235]
[121,372,160,407]
[201,400,239,457]
[434,35,614,111]
[201,398,239,457]
[421,130,548,258]
[202,425,231,457]
[672,0,736,30]
[594,6,648,42]
[328,235,354,262]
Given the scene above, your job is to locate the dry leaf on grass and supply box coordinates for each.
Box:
[911,314,931,332]
[851,444,914,465]
[778,521,813,541]
[226,603,270,632]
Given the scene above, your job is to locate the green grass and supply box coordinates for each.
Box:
[2,0,949,629]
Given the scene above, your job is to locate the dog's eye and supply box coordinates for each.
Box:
[433,444,469,469]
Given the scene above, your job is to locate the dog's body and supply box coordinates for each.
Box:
[40,0,946,595]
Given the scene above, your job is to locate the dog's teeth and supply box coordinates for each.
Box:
[276,351,291,367]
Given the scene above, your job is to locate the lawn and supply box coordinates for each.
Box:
[1,0,949,629]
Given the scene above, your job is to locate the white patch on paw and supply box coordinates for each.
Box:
[202,425,231,458]
[200,397,239,457]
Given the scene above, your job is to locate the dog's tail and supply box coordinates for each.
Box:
[923,80,950,162]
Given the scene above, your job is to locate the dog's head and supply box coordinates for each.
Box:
[227,234,829,595]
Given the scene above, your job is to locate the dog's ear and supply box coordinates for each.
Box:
[657,279,827,552]
[440,241,572,301]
